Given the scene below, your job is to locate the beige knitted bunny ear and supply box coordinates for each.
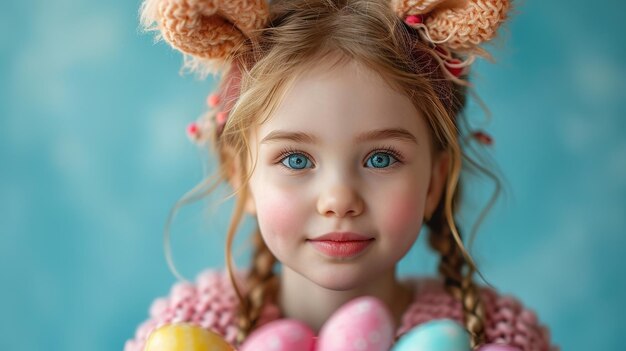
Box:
[140,0,270,77]
[391,0,510,51]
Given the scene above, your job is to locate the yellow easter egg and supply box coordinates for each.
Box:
[144,323,235,351]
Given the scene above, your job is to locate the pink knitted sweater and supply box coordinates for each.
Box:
[124,269,558,351]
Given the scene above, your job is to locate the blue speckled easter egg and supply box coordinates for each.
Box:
[391,319,471,351]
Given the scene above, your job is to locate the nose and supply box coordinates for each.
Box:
[316,182,365,218]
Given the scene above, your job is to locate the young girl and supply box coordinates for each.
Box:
[126,0,558,350]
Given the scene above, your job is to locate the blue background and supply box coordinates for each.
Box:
[1,0,624,350]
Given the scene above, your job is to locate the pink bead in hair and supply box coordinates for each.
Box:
[216,111,228,125]
[186,122,200,138]
[207,93,220,107]
[405,15,424,25]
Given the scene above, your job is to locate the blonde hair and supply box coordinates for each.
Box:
[158,0,505,348]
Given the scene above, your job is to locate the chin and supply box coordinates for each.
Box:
[304,265,373,291]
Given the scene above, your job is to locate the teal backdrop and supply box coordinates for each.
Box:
[1,0,624,350]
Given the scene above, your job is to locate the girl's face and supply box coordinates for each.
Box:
[245,58,449,290]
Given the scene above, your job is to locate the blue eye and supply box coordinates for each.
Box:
[281,153,313,170]
[276,147,403,172]
[366,152,398,168]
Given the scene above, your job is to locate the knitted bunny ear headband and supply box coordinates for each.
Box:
[141,0,510,146]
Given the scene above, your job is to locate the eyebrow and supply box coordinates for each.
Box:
[260,128,419,145]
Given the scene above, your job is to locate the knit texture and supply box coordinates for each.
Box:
[142,0,269,59]
[124,269,558,351]
[391,0,510,50]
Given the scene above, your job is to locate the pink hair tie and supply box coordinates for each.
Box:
[444,58,465,77]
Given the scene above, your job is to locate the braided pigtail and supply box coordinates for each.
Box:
[235,226,279,345]
[426,178,487,348]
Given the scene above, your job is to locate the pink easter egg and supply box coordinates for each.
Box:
[239,319,315,351]
[476,344,521,351]
[317,296,394,351]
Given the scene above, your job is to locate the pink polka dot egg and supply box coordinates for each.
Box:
[317,296,395,351]
[239,319,315,351]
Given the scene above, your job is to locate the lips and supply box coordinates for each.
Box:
[309,232,373,242]
[307,232,374,259]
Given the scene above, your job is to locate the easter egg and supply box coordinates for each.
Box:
[239,319,315,351]
[317,296,394,351]
[144,323,235,351]
[476,344,521,351]
[391,319,471,351]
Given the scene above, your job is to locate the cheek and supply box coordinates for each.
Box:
[255,187,305,243]
[379,183,426,238]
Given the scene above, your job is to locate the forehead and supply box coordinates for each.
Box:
[255,58,428,144]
